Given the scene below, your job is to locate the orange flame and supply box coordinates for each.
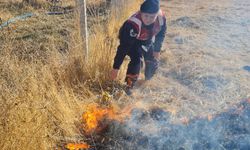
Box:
[83,104,116,133]
[82,103,134,134]
[66,143,90,150]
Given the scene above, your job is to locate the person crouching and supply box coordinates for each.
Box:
[110,0,167,94]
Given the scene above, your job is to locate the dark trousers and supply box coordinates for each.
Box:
[125,45,159,87]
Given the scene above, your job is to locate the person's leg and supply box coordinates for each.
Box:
[143,46,159,80]
[125,56,142,88]
[125,49,143,88]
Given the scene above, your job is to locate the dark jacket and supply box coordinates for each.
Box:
[113,11,167,69]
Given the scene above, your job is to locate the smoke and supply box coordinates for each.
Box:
[100,100,250,150]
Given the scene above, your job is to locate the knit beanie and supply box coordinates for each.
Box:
[140,0,160,14]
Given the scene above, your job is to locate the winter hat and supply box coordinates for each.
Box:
[140,0,160,14]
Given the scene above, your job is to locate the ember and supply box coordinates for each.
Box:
[66,143,90,150]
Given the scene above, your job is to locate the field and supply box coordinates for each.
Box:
[0,0,249,149]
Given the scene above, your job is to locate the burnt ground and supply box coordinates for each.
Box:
[94,100,250,150]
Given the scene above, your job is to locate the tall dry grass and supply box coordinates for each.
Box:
[0,0,142,149]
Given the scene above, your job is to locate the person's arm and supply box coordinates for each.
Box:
[154,16,167,53]
[113,21,138,69]
[111,21,138,80]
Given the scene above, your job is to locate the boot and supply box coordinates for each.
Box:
[125,75,138,95]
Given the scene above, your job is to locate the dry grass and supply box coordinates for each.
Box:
[0,0,142,149]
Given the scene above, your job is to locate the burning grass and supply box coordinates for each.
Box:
[66,143,90,150]
[78,99,250,149]
[82,104,117,134]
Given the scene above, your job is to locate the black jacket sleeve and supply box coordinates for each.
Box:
[113,21,138,69]
[154,17,167,52]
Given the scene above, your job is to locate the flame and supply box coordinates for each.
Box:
[82,102,134,134]
[82,96,145,134]
[83,104,116,133]
[66,143,90,150]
